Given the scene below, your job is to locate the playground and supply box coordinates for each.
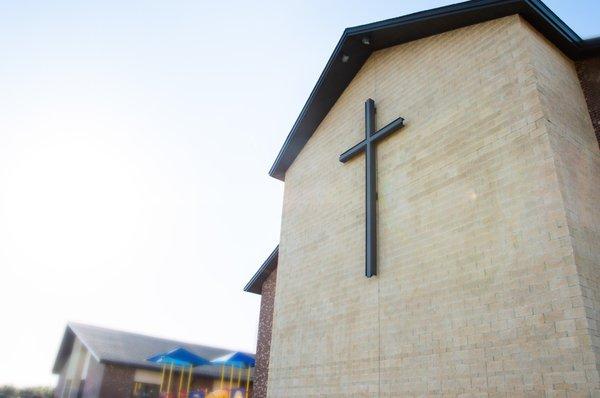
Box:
[145,348,255,398]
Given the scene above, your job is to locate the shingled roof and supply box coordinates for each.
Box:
[52,323,254,379]
[268,0,600,180]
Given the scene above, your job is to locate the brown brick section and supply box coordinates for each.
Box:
[576,55,600,147]
[253,268,276,398]
[98,364,135,398]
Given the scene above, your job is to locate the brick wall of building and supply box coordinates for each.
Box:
[268,15,600,396]
[96,365,232,398]
[98,364,135,398]
[576,55,600,147]
[253,268,277,398]
[528,24,600,386]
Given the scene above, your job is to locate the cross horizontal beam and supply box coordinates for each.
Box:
[339,116,404,163]
[339,140,366,164]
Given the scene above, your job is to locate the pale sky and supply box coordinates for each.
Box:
[0,0,598,388]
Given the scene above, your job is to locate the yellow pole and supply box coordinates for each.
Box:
[167,363,174,396]
[237,367,241,387]
[160,365,166,393]
[178,367,184,397]
[186,364,193,394]
[228,365,234,389]
[245,367,251,398]
[219,364,225,389]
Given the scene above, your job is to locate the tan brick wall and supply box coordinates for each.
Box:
[268,15,600,397]
[526,21,600,391]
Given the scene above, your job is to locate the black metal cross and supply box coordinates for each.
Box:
[339,99,404,278]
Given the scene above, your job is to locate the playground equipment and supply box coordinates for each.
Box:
[147,347,255,398]
[210,352,255,398]
[147,347,210,398]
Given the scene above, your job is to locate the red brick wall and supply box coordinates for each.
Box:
[98,366,223,397]
[576,55,600,146]
[98,364,135,398]
[252,268,277,398]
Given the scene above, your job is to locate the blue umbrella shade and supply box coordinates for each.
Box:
[210,352,255,368]
[147,347,211,367]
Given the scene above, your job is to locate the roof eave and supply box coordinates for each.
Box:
[244,246,279,294]
[268,0,591,181]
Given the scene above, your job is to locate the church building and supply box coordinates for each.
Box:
[245,0,600,396]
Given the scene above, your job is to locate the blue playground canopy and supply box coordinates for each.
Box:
[147,347,211,367]
[210,352,255,368]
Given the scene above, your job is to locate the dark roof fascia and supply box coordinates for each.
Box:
[268,0,598,181]
[244,246,279,295]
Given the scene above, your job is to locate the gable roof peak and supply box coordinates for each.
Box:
[269,0,597,181]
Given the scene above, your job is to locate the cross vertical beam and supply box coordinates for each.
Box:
[339,99,404,278]
[364,99,377,278]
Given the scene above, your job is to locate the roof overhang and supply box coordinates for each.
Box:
[52,323,255,379]
[52,324,102,374]
[52,327,75,374]
[244,246,279,295]
[268,0,600,181]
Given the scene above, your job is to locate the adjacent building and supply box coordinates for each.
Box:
[52,323,254,398]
